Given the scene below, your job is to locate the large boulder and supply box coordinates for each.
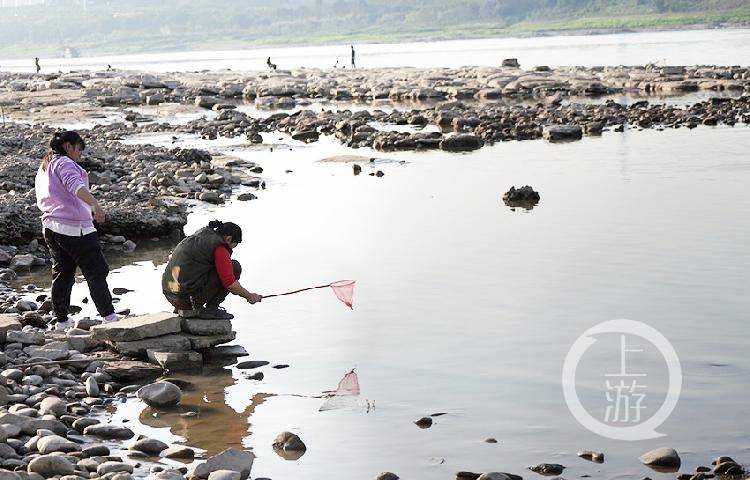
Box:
[91,312,181,342]
[137,381,182,408]
[188,448,255,480]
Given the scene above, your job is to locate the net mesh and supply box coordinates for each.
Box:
[330,280,355,309]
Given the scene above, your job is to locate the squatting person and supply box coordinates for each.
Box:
[35,131,118,324]
[162,220,262,319]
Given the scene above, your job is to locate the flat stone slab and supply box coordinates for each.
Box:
[103,360,163,382]
[185,331,236,350]
[91,312,181,342]
[147,350,203,371]
[202,345,249,358]
[113,333,191,356]
[543,124,583,142]
[181,318,232,336]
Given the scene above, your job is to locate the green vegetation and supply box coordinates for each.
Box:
[1,0,749,58]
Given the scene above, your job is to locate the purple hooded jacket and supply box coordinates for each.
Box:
[35,155,93,228]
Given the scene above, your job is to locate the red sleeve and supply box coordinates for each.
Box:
[214,245,236,289]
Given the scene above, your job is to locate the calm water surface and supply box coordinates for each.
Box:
[40,121,750,479]
[2,28,750,72]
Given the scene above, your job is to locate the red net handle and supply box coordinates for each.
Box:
[261,283,333,299]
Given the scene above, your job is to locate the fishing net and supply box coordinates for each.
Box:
[319,368,361,412]
[330,280,355,309]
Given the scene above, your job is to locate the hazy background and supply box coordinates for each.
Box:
[1,0,750,58]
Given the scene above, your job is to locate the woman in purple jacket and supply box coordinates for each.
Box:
[35,131,117,324]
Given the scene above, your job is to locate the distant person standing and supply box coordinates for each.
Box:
[266,56,277,71]
[35,57,41,73]
[351,45,356,68]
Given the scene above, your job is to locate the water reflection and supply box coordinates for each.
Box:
[140,362,273,457]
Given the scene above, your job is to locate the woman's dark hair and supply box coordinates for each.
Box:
[209,220,242,244]
[42,131,86,171]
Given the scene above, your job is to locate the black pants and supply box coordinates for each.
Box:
[44,228,115,321]
[164,260,241,311]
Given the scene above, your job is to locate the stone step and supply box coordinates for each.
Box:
[91,312,181,342]
[147,350,203,371]
[113,334,191,356]
[181,318,232,336]
[184,331,237,350]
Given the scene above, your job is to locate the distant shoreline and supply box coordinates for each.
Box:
[1,14,749,62]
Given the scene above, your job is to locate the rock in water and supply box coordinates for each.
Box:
[375,473,400,480]
[542,125,583,142]
[85,376,100,396]
[137,381,182,408]
[130,437,169,455]
[440,134,484,152]
[639,448,681,469]
[529,464,565,475]
[188,448,255,479]
[502,185,540,210]
[414,417,433,428]
[578,450,605,463]
[272,431,307,452]
[28,455,75,477]
[478,474,513,480]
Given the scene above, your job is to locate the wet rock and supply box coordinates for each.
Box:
[712,457,744,475]
[131,438,169,455]
[415,417,433,428]
[81,444,110,457]
[543,125,583,142]
[183,331,237,350]
[91,312,181,342]
[639,448,681,469]
[236,360,269,370]
[484,438,498,443]
[27,455,75,477]
[137,381,182,407]
[503,186,540,210]
[236,193,257,201]
[529,463,565,475]
[375,474,399,480]
[578,450,604,463]
[478,474,513,480]
[291,131,319,143]
[162,446,195,460]
[104,360,164,381]
[188,448,255,480]
[82,423,135,439]
[502,58,520,68]
[272,431,306,452]
[440,134,484,152]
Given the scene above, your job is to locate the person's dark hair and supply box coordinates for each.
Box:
[209,220,242,244]
[42,131,85,171]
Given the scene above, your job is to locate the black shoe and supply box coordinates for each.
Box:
[198,306,234,320]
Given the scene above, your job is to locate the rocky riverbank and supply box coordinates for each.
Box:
[0,122,264,272]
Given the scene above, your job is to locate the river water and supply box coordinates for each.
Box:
[13,31,750,480]
[2,28,750,72]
